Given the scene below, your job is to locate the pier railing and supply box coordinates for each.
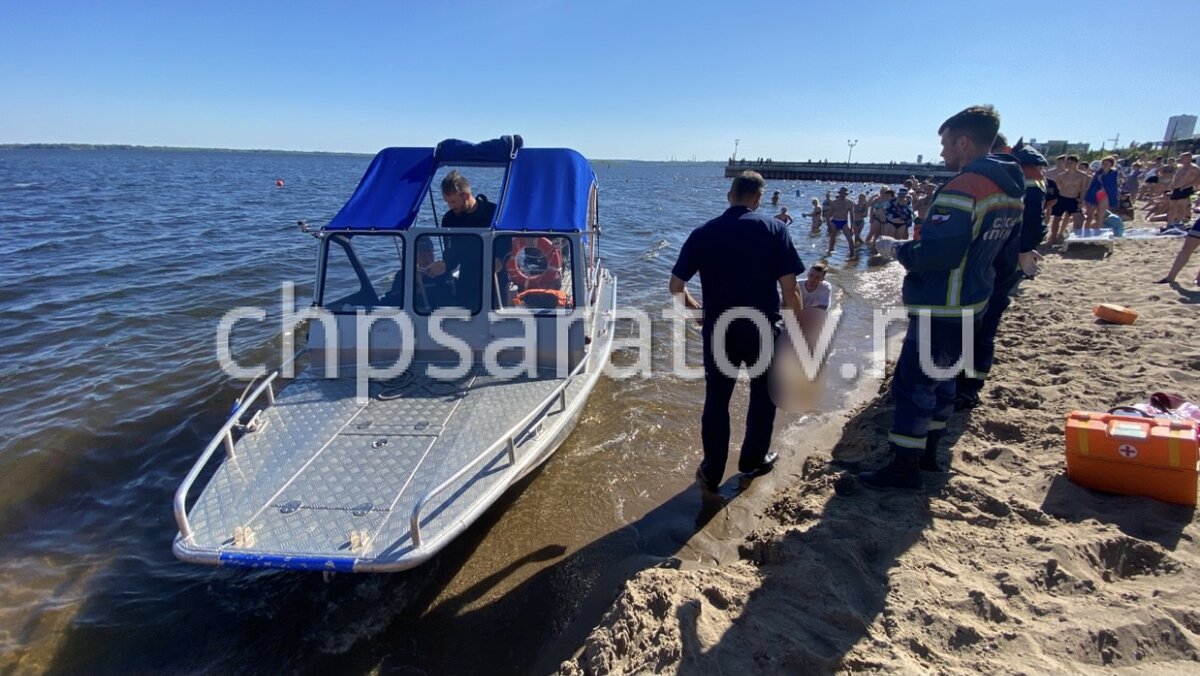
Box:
[725,159,956,183]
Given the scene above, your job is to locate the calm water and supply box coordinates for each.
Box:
[0,149,903,674]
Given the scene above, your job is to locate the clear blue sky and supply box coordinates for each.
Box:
[2,1,1196,161]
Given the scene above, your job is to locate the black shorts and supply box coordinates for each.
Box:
[1170,186,1195,201]
[1051,196,1079,216]
[1146,175,1159,184]
[1189,219,1200,240]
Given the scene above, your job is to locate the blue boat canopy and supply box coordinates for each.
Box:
[495,148,595,233]
[325,137,596,233]
[326,147,434,231]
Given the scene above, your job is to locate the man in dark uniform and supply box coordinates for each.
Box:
[865,106,1025,490]
[669,171,806,492]
[953,137,1049,414]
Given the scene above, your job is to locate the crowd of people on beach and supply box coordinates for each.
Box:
[670,104,1200,497]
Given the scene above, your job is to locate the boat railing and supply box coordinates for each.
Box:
[408,327,596,549]
[173,350,306,543]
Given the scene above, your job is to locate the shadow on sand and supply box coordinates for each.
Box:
[1041,474,1195,551]
[649,389,944,673]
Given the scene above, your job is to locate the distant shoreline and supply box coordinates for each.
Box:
[0,144,726,164]
[0,143,373,157]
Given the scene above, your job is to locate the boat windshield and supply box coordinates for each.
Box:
[414,233,483,315]
[321,234,406,312]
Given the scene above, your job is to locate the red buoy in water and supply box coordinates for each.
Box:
[275,179,285,187]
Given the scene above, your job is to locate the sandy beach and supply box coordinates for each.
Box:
[560,233,1200,674]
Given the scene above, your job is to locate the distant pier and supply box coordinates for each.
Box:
[725,159,955,183]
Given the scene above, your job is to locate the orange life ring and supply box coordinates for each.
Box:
[506,237,562,289]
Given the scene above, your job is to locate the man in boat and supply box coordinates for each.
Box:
[669,170,806,493]
[440,170,497,228]
[414,236,457,309]
[429,170,494,309]
[866,105,1024,490]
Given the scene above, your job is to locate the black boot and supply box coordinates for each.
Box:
[954,375,983,411]
[859,452,922,491]
[919,430,946,472]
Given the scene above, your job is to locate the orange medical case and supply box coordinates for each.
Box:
[1065,411,1200,505]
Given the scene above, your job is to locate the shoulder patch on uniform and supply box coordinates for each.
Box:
[943,173,1002,200]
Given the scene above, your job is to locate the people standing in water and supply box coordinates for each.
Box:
[669,171,806,494]
[771,190,782,206]
[775,206,794,225]
[884,188,914,239]
[863,105,1024,490]
[805,197,823,232]
[851,193,869,244]
[866,186,892,245]
[826,187,857,258]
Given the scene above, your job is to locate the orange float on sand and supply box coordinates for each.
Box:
[1093,303,1137,325]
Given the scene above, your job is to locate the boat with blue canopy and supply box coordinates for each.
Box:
[173,136,616,572]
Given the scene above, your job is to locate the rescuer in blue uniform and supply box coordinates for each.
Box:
[864,106,1026,490]
[670,171,806,493]
[953,137,1050,414]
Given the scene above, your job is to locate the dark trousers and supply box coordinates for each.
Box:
[961,270,1021,395]
[889,316,976,457]
[699,323,777,486]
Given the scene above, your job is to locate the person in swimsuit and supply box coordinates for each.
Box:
[771,190,781,206]
[1049,155,1088,242]
[852,193,869,244]
[775,205,794,225]
[826,187,856,257]
[805,197,823,232]
[884,188,914,239]
[1168,153,1200,227]
[867,187,894,245]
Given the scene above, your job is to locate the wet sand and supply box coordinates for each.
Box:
[559,234,1200,674]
